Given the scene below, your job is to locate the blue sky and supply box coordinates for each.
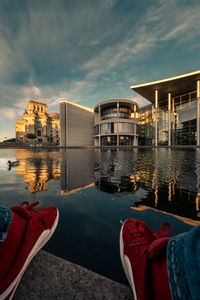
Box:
[1,0,200,140]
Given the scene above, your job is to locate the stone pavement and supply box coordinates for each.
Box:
[13,250,133,300]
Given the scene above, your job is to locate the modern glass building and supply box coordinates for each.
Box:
[94,99,139,146]
[132,70,200,146]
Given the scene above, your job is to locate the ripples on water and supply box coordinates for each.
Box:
[0,148,199,283]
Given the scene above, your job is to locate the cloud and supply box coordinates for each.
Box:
[0,0,200,142]
[0,107,20,120]
[101,0,117,9]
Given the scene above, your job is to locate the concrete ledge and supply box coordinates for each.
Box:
[13,250,133,300]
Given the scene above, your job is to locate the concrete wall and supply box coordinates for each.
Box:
[60,102,94,147]
[60,102,67,147]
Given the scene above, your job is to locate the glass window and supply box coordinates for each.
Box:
[101,108,118,120]
[119,136,133,146]
[171,100,197,145]
[111,122,114,133]
[115,123,135,133]
[101,106,132,120]
[119,107,131,119]
[100,123,112,134]
[101,135,117,146]
[94,125,99,135]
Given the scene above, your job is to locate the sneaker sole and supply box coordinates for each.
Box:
[1,209,59,300]
[120,220,138,300]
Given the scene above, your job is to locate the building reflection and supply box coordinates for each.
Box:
[14,149,95,195]
[94,149,200,223]
[12,148,200,223]
[94,149,139,194]
[15,150,60,193]
[60,149,95,195]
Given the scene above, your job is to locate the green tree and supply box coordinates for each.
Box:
[3,138,16,142]
[26,133,36,139]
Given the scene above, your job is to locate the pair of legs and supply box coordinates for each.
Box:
[120,218,200,300]
[0,203,200,299]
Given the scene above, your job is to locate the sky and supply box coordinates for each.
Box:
[0,0,200,141]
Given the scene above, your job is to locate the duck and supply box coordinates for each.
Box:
[7,160,20,167]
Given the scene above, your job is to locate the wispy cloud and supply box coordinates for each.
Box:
[0,0,200,139]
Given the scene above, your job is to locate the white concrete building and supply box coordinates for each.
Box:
[59,101,94,147]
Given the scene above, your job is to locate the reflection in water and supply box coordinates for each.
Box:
[1,148,200,284]
[95,149,139,194]
[94,149,200,223]
[9,148,200,223]
[60,149,95,195]
[15,150,60,193]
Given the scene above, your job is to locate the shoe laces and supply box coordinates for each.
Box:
[12,201,48,228]
[128,221,172,260]
[20,201,40,212]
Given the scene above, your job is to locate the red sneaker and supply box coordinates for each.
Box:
[0,201,59,300]
[120,219,172,300]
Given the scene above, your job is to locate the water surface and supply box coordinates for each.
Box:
[0,148,199,284]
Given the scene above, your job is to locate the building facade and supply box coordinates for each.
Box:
[59,101,94,147]
[94,100,139,146]
[132,70,200,146]
[15,99,60,145]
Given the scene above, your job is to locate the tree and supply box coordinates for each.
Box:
[3,138,16,142]
[26,133,36,139]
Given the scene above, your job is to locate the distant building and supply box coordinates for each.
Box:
[57,70,200,148]
[59,99,139,147]
[59,101,94,147]
[94,99,139,146]
[131,70,200,146]
[15,98,60,145]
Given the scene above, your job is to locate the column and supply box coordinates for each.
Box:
[117,102,119,146]
[168,93,171,147]
[155,90,158,147]
[98,105,101,146]
[197,80,200,146]
[133,135,137,146]
[172,98,175,145]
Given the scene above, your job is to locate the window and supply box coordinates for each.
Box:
[38,138,42,143]
[115,123,135,133]
[94,125,99,135]
[101,107,118,120]
[101,135,117,146]
[100,123,113,134]
[41,106,43,112]
[37,130,41,136]
[36,122,41,127]
[111,123,114,133]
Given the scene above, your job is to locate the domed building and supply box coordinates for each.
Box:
[15,97,60,145]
